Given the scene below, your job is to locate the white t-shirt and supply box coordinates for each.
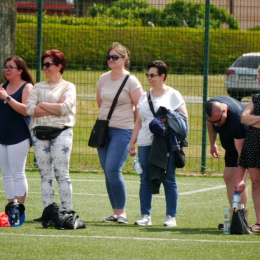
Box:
[137,86,185,146]
[97,71,142,130]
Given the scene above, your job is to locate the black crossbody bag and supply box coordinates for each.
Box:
[88,74,130,148]
[147,91,186,168]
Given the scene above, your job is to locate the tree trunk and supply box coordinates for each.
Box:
[0,0,16,72]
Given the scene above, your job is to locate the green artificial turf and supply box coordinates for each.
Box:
[0,172,258,260]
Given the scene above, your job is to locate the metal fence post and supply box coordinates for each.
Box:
[34,0,43,167]
[201,0,211,173]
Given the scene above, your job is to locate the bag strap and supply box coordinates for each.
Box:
[107,74,130,121]
[146,90,156,117]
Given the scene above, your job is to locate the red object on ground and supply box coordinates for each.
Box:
[0,212,11,227]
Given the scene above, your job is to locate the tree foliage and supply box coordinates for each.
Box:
[87,0,239,29]
[88,0,161,26]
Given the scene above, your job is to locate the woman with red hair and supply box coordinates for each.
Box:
[26,50,76,220]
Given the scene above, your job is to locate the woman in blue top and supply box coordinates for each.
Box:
[0,56,34,204]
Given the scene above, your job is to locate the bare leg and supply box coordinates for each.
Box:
[223,167,248,208]
[113,209,126,218]
[7,192,27,204]
[248,168,260,224]
[235,166,247,193]
[240,171,249,208]
[16,192,27,204]
[223,167,236,207]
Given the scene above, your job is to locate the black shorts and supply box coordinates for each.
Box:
[224,150,238,167]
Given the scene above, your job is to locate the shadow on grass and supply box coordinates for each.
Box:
[86,222,223,235]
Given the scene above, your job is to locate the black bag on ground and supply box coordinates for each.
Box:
[88,119,109,148]
[230,208,251,234]
[34,126,68,140]
[174,148,186,168]
[39,202,86,230]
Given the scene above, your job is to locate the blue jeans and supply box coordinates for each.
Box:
[98,127,132,210]
[138,145,178,216]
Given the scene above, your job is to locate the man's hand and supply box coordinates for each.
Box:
[210,144,221,158]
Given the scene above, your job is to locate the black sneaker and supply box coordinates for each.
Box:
[218,223,224,230]
[102,216,118,223]
[33,217,43,223]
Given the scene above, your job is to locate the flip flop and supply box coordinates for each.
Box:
[250,223,260,233]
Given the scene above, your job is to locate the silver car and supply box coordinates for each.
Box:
[225,53,260,101]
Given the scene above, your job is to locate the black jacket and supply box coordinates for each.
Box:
[148,136,168,194]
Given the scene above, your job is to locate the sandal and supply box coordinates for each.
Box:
[250,223,260,233]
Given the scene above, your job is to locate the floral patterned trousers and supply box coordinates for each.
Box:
[32,128,73,209]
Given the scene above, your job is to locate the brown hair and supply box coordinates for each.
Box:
[147,60,168,81]
[107,42,130,70]
[4,56,35,85]
[41,49,66,74]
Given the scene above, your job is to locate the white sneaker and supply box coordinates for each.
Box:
[163,215,177,227]
[134,215,152,226]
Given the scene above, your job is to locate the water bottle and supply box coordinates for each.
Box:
[223,208,230,234]
[132,155,143,174]
[232,190,241,209]
[11,199,20,227]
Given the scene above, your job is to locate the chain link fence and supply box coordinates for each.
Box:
[1,0,260,174]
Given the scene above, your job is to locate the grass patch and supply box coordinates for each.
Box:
[0,172,258,260]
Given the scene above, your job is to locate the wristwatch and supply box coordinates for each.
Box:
[5,96,11,103]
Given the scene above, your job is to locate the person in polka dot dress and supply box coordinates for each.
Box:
[238,65,260,233]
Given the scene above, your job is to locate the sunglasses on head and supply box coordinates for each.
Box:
[106,55,123,61]
[207,110,224,124]
[146,73,159,79]
[41,62,57,69]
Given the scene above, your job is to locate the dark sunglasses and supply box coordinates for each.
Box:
[146,73,159,79]
[207,110,224,124]
[106,55,123,61]
[41,62,57,69]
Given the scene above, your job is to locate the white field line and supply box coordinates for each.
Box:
[0,232,259,244]
[0,177,226,198]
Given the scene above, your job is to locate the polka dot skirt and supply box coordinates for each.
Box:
[239,94,260,168]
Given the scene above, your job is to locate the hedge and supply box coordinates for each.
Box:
[16,24,260,74]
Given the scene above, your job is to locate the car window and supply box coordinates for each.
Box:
[233,56,260,68]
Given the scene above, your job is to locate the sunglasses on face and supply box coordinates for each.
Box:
[106,55,123,61]
[146,73,159,79]
[207,110,224,124]
[41,62,56,69]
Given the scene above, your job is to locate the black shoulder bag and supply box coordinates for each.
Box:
[147,91,186,168]
[88,74,130,148]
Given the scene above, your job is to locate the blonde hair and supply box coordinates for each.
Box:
[258,65,260,75]
[107,42,130,70]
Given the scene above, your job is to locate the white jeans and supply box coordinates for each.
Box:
[0,139,30,199]
[32,128,73,209]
